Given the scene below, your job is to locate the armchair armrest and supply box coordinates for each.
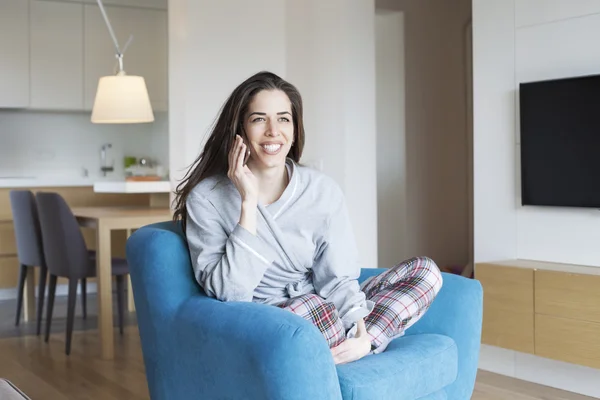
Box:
[359,269,482,398]
[127,222,343,400]
[405,272,483,400]
[172,297,342,400]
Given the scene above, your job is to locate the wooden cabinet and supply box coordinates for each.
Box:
[535,314,600,369]
[35,0,167,10]
[0,222,17,255]
[476,263,534,354]
[30,0,84,110]
[84,5,168,111]
[535,270,600,369]
[535,270,600,323]
[0,0,30,108]
[0,0,167,111]
[0,256,19,289]
[477,260,600,369]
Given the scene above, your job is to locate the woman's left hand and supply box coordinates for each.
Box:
[331,336,371,364]
[331,319,371,364]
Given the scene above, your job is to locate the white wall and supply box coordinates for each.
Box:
[515,4,600,266]
[472,0,518,263]
[376,0,472,269]
[474,0,600,267]
[286,0,378,268]
[375,10,407,268]
[473,0,600,396]
[169,0,286,184]
[0,110,168,179]
[169,0,379,269]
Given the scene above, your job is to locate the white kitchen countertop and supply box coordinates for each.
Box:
[94,180,172,193]
[0,176,172,193]
[0,176,99,188]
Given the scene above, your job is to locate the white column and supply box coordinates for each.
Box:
[472,0,518,262]
[375,10,406,268]
[170,0,378,269]
[169,0,286,184]
[286,0,379,269]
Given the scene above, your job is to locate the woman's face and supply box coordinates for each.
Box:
[243,89,294,171]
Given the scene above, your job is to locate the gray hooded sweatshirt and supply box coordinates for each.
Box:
[185,158,374,329]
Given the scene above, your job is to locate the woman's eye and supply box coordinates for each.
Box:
[279,117,290,122]
[252,117,265,122]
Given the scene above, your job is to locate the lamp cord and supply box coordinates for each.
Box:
[96,0,133,73]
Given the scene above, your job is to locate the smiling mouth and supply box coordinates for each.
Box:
[260,144,283,155]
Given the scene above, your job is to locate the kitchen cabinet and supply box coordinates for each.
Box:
[30,1,84,110]
[36,0,167,10]
[84,5,168,111]
[0,0,30,108]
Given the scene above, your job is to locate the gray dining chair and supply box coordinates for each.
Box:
[35,192,128,355]
[9,190,47,336]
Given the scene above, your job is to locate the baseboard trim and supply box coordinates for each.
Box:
[479,344,600,397]
[0,283,98,301]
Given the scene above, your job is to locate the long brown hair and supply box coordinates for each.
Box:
[172,71,305,230]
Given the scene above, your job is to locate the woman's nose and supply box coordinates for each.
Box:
[266,119,280,136]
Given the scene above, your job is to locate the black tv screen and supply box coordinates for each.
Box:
[519,74,600,208]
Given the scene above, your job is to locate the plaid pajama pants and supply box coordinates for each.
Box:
[276,257,443,354]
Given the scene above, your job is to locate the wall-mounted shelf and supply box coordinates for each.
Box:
[476,259,600,369]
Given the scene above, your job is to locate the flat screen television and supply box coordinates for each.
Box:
[519,73,600,208]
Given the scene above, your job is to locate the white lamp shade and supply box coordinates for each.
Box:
[91,74,154,123]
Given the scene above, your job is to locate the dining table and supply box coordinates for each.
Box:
[72,206,172,359]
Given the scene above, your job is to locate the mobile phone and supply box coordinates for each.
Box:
[240,130,250,166]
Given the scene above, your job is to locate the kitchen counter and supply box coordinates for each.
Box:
[0,176,99,188]
[94,180,172,193]
[0,177,172,193]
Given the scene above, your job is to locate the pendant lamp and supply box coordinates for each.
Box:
[91,0,154,124]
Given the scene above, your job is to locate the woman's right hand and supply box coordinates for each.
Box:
[228,135,258,204]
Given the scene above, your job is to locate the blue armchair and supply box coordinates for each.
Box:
[126,221,482,400]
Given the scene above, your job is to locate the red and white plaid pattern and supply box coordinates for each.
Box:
[276,294,346,348]
[361,256,443,353]
[277,257,443,353]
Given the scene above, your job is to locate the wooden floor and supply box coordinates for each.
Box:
[0,292,136,339]
[473,371,595,400]
[0,327,594,400]
[0,327,148,399]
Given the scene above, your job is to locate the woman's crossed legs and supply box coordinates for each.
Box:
[276,257,443,354]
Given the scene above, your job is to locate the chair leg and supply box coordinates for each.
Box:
[65,279,78,356]
[81,278,87,320]
[116,275,125,335]
[36,265,48,336]
[15,264,28,326]
[45,275,57,343]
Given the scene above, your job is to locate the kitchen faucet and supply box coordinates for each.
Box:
[100,143,114,176]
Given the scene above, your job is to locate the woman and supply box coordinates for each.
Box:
[173,71,443,365]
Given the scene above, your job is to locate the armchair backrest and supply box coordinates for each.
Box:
[126,221,202,398]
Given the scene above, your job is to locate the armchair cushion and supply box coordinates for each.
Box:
[337,334,457,400]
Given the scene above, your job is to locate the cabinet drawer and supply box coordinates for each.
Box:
[0,257,20,289]
[476,263,534,353]
[0,189,12,222]
[0,222,17,256]
[535,270,600,323]
[536,314,600,369]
